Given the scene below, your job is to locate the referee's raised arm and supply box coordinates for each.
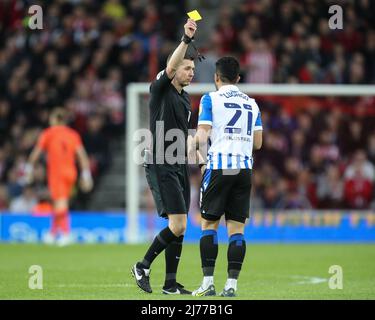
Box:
[165,19,197,79]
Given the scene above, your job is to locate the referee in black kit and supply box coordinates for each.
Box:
[131,18,198,295]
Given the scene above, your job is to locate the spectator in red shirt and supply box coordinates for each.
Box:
[344,169,373,209]
[344,150,375,209]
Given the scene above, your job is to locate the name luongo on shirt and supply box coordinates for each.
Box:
[219,90,250,101]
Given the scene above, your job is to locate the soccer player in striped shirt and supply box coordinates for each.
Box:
[188,57,263,297]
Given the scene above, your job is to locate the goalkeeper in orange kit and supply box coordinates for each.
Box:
[26,108,93,246]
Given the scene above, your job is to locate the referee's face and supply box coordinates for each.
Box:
[175,59,195,87]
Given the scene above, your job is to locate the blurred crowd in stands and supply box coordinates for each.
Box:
[0,0,374,213]
[197,0,375,84]
[246,97,375,210]
[187,95,375,214]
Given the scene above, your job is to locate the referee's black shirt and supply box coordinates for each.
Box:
[149,69,192,164]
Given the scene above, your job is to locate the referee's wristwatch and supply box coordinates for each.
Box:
[181,34,193,44]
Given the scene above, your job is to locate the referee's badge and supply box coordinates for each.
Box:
[156,70,164,80]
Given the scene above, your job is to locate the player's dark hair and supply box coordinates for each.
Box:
[215,56,240,83]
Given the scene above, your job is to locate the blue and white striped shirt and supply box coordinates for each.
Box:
[198,85,262,170]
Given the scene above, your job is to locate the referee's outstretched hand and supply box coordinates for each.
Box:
[184,19,197,39]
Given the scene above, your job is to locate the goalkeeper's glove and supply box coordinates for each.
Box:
[24,163,33,184]
[79,169,93,193]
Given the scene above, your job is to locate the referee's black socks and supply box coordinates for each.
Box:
[164,235,184,288]
[200,230,218,276]
[138,227,179,269]
[227,233,246,279]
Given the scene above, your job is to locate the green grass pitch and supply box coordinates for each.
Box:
[1,243,374,300]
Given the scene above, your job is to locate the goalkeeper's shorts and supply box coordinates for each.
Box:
[48,173,76,201]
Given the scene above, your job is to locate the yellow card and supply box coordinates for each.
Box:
[187,10,202,21]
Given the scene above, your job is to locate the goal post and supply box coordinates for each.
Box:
[125,84,375,243]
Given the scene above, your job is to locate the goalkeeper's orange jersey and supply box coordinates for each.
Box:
[37,125,83,181]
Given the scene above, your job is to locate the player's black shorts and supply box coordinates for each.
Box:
[145,163,190,218]
[200,169,252,224]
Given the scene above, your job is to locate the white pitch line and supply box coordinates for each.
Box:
[290,275,327,285]
[56,283,134,288]
[55,283,163,288]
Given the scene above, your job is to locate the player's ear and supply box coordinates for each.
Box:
[236,75,241,84]
[214,73,219,83]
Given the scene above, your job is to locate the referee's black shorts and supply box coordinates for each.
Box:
[200,169,252,224]
[145,163,190,218]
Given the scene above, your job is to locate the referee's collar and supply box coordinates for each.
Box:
[218,84,239,92]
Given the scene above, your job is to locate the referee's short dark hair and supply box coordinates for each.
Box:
[215,56,240,83]
[166,52,195,64]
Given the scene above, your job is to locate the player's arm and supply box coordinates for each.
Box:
[25,146,43,183]
[28,146,43,165]
[25,130,47,183]
[188,125,211,174]
[76,146,93,193]
[194,124,211,156]
[254,131,263,150]
[188,93,213,172]
[165,18,197,79]
[188,93,211,167]
[253,108,263,150]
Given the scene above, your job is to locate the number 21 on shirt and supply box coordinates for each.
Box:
[224,103,252,136]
